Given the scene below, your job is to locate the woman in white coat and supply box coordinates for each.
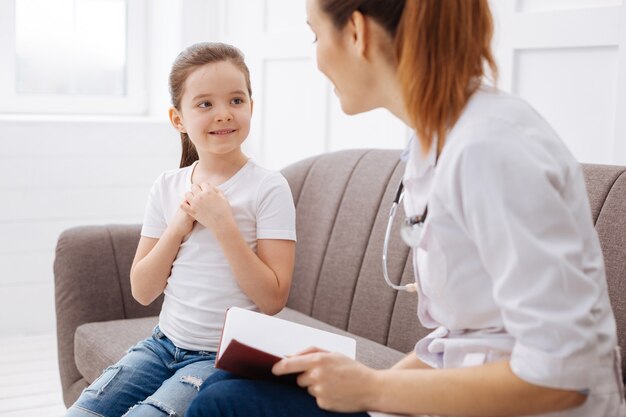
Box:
[186,1,626,416]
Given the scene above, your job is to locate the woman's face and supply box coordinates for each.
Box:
[306,0,375,115]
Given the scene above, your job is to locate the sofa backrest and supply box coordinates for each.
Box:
[281,149,626,369]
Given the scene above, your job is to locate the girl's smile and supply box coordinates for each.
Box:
[210,128,238,136]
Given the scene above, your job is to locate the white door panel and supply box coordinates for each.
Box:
[491,0,626,164]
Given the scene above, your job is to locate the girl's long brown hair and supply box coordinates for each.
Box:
[169,42,252,167]
[320,0,497,153]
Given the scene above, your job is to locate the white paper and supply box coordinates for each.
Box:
[218,307,356,360]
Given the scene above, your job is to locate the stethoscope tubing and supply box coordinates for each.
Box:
[382,180,418,292]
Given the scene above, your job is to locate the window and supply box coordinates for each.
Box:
[0,0,146,115]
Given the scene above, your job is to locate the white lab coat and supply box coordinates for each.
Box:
[369,88,626,417]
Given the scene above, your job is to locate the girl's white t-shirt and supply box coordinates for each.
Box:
[141,159,296,352]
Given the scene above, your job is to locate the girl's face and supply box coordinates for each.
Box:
[306,0,376,115]
[173,61,252,158]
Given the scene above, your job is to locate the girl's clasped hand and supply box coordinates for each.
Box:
[182,183,233,233]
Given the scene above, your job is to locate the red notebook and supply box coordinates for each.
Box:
[216,338,298,383]
[215,307,356,383]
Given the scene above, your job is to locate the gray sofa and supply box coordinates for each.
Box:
[54,149,626,407]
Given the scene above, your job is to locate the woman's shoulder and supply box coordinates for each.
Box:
[436,88,581,187]
[457,87,547,134]
[446,88,569,159]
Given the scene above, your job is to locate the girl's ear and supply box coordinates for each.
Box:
[347,10,368,58]
[169,107,187,133]
[250,98,254,116]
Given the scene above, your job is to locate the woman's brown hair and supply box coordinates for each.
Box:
[169,42,252,168]
[319,0,497,153]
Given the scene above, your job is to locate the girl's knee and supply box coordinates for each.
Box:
[66,366,124,417]
[122,399,176,417]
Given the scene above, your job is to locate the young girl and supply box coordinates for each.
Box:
[65,42,297,417]
[186,1,626,417]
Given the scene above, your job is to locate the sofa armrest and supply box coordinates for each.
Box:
[54,224,157,405]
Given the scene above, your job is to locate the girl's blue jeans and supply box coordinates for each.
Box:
[65,326,218,417]
[185,370,369,417]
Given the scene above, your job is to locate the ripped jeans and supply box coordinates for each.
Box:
[65,326,217,417]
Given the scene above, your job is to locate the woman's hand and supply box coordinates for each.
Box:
[182,183,234,232]
[272,348,378,412]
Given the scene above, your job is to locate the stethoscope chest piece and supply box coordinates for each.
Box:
[400,215,426,247]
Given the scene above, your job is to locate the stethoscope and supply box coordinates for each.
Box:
[381,180,427,293]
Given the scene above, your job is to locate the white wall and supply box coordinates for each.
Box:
[0,118,179,334]
[490,0,626,165]
[0,0,204,336]
[1,0,625,337]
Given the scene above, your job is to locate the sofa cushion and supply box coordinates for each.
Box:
[74,309,404,385]
[75,316,157,384]
[276,309,405,369]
